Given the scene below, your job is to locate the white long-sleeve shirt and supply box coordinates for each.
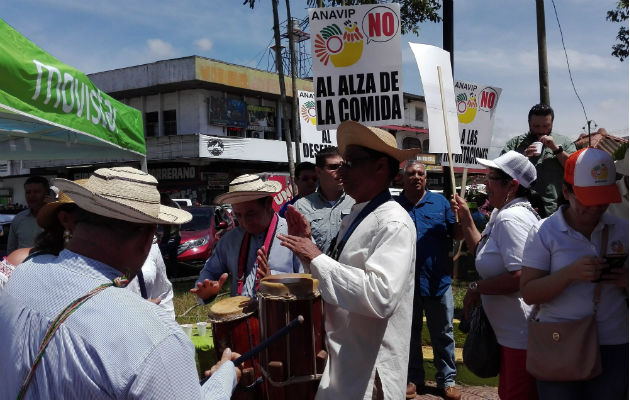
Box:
[309,200,416,400]
[127,243,175,320]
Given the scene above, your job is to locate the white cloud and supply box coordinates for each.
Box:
[195,38,213,52]
[146,39,176,58]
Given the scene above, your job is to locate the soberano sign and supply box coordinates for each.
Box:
[0,18,145,160]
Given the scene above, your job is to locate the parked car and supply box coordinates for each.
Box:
[175,205,234,268]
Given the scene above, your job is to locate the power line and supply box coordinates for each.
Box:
[550,0,589,127]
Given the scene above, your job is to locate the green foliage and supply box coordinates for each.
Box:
[607,0,629,61]
[613,142,628,161]
[306,0,442,35]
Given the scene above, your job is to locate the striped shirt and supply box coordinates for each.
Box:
[0,249,235,399]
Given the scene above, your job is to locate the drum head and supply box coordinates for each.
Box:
[208,295,257,322]
[258,273,320,299]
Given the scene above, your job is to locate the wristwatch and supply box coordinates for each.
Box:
[469,281,478,291]
[553,146,564,155]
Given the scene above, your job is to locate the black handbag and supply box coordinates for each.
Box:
[463,304,501,378]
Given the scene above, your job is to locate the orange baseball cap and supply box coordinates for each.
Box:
[563,147,621,206]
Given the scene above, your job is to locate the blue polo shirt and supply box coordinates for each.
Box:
[395,190,455,297]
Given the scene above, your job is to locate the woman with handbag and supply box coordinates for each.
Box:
[520,147,628,399]
[451,151,541,400]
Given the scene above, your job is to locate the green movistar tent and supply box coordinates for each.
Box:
[0,18,145,161]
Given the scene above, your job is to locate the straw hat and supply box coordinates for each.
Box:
[37,189,78,229]
[337,120,420,162]
[54,167,191,224]
[215,174,282,205]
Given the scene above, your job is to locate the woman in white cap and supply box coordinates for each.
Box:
[520,148,628,399]
[451,150,541,400]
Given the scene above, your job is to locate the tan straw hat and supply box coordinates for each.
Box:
[37,187,80,229]
[54,167,191,224]
[215,174,282,205]
[337,120,420,162]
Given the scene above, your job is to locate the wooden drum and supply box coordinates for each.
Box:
[208,295,264,400]
[257,273,326,400]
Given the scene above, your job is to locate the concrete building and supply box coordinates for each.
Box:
[10,56,434,205]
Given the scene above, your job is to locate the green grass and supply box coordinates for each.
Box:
[172,276,498,387]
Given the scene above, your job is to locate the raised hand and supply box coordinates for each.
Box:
[190,272,228,300]
[285,205,311,238]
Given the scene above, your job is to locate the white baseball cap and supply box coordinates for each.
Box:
[476,151,537,189]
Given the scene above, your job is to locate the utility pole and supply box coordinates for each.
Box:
[535,0,550,105]
[442,0,454,199]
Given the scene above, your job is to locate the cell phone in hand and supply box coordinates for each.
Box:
[593,254,628,282]
[605,254,627,270]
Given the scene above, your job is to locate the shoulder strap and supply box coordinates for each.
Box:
[505,201,541,220]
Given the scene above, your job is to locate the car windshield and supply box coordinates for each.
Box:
[180,209,212,231]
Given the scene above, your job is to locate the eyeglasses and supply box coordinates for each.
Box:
[324,163,342,171]
[486,174,508,181]
[341,156,374,169]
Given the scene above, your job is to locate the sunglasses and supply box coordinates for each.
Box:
[341,156,374,169]
[324,163,342,171]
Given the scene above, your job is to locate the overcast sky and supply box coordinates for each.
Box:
[2,0,627,157]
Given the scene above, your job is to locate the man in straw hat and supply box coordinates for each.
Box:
[192,174,302,303]
[0,167,241,399]
[279,120,419,400]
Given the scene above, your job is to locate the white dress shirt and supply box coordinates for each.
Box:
[127,243,175,319]
[309,200,416,400]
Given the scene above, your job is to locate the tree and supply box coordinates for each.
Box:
[306,0,442,34]
[607,0,629,61]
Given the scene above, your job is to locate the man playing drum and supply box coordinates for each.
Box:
[279,121,419,400]
[192,174,303,303]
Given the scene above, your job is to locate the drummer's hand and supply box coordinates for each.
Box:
[285,205,311,238]
[256,245,270,279]
[277,233,322,265]
[204,348,242,383]
[148,298,162,305]
[190,273,228,300]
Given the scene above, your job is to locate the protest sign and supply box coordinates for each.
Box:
[442,80,502,168]
[309,4,404,130]
[298,90,337,162]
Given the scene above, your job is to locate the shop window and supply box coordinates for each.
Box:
[163,110,177,136]
[415,107,424,122]
[145,112,158,137]
[402,136,421,150]
[227,127,242,137]
[247,130,263,139]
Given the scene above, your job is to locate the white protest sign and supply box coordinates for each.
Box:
[442,80,502,168]
[298,90,337,162]
[408,43,461,155]
[309,4,404,130]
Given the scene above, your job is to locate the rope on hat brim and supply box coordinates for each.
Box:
[17,275,129,400]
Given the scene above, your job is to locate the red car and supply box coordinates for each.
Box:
[176,206,234,268]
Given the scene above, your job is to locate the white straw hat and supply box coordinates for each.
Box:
[476,151,537,189]
[337,120,420,162]
[215,174,282,205]
[54,167,191,224]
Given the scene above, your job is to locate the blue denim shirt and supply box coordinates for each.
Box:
[395,190,455,297]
